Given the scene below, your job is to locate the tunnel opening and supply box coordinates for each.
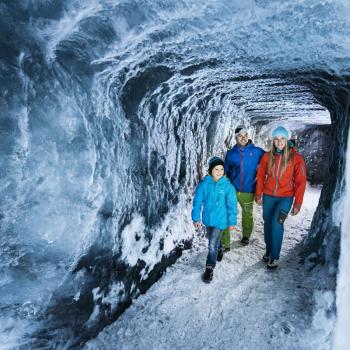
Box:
[80,69,349,350]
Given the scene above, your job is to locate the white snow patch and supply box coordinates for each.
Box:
[119,215,147,267]
[102,282,125,311]
[312,290,335,331]
[138,202,194,281]
[73,291,80,302]
[92,287,101,302]
[119,196,194,280]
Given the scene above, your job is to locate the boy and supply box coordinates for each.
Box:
[192,157,237,283]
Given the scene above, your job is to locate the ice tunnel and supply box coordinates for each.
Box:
[0,0,349,348]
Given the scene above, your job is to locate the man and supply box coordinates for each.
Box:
[221,125,265,249]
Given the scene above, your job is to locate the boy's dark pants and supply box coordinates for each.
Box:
[206,227,222,268]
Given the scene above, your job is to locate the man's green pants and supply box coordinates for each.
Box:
[221,191,255,249]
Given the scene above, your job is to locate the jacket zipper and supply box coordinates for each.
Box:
[240,149,243,192]
[210,182,216,222]
[274,155,282,196]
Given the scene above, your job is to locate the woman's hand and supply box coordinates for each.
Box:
[291,207,300,216]
[193,221,202,229]
[255,195,262,205]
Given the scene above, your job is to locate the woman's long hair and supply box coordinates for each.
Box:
[267,140,294,175]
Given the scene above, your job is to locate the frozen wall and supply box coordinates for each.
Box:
[333,124,350,350]
[296,125,332,185]
[302,78,350,272]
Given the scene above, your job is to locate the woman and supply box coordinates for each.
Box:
[255,126,306,269]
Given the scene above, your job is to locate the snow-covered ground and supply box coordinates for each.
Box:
[85,184,334,350]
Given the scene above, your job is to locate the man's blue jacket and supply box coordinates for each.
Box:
[224,143,265,193]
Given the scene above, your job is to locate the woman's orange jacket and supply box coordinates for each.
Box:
[255,149,307,209]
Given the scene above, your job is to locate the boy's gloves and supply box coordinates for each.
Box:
[193,221,202,229]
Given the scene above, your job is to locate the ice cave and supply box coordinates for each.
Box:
[0,1,349,349]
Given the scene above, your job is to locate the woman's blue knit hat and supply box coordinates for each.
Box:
[208,156,224,175]
[272,126,289,139]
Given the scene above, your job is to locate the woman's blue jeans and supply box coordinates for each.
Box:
[206,227,222,268]
[262,194,294,260]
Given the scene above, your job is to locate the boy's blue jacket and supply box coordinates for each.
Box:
[191,175,237,229]
[224,143,265,193]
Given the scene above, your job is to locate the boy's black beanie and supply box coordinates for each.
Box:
[208,157,225,175]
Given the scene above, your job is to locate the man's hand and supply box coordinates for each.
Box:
[193,221,202,229]
[291,207,300,216]
[228,225,235,231]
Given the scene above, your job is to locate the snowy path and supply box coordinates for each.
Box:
[85,185,330,350]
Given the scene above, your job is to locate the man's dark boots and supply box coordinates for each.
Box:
[241,236,250,245]
[217,248,224,262]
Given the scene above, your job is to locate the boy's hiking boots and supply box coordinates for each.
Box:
[217,248,224,262]
[202,265,214,283]
[241,236,250,245]
[267,259,279,269]
[262,252,270,262]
